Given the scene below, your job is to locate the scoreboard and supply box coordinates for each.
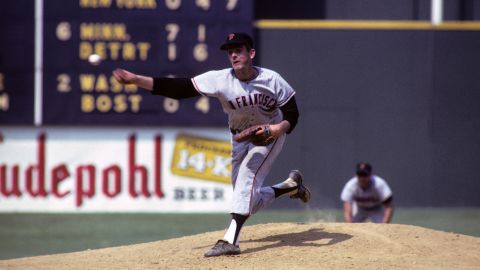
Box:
[0,0,253,126]
[0,1,36,125]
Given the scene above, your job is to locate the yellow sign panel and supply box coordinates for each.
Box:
[171,134,232,184]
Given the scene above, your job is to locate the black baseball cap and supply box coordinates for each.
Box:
[220,32,254,50]
[356,162,372,176]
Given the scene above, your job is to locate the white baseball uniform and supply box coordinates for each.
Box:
[340,175,393,223]
[192,66,295,215]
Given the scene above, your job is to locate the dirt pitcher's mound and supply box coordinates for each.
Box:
[1,223,480,270]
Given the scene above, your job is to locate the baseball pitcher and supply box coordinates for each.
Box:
[113,32,310,257]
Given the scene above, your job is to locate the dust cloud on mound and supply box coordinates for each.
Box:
[1,223,479,270]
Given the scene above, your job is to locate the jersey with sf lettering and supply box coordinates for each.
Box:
[191,67,295,132]
[340,175,392,209]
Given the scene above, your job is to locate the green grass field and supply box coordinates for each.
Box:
[1,207,479,260]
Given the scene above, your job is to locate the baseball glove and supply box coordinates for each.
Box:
[233,125,275,146]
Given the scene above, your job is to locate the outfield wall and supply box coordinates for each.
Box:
[256,26,480,208]
[2,28,479,210]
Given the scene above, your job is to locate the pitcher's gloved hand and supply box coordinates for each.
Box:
[233,125,274,146]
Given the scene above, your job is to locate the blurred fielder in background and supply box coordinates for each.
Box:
[113,32,310,257]
[341,162,394,223]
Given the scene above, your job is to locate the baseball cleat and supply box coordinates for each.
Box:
[204,240,241,257]
[288,170,311,203]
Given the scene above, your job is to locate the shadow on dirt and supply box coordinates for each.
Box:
[241,226,352,254]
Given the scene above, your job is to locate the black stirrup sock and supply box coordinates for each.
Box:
[231,213,249,245]
[272,186,298,198]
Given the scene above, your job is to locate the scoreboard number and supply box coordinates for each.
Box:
[195,0,210,10]
[56,22,72,41]
[165,0,182,10]
[163,98,179,113]
[57,74,71,93]
[195,96,209,114]
[165,23,180,61]
[226,0,238,10]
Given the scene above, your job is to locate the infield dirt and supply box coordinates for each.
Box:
[1,222,479,270]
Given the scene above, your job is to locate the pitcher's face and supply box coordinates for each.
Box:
[227,45,255,71]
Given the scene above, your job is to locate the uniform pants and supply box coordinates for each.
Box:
[230,134,286,215]
[352,203,385,223]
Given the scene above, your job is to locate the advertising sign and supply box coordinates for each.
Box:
[0,127,233,212]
